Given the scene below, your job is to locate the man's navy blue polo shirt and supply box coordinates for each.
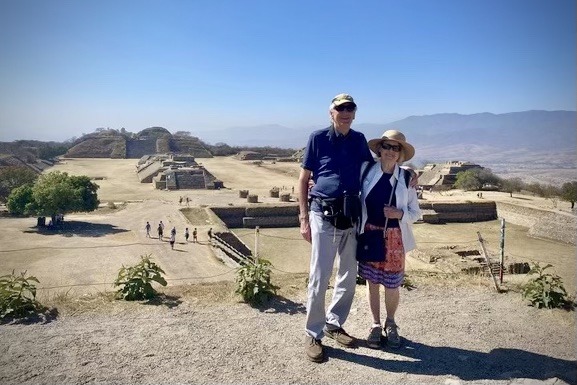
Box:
[302,125,373,205]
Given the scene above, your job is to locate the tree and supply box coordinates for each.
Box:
[173,131,192,137]
[542,185,561,208]
[6,184,36,215]
[454,170,482,191]
[501,177,524,197]
[31,171,99,221]
[525,182,545,197]
[5,171,100,221]
[560,181,577,209]
[0,166,39,202]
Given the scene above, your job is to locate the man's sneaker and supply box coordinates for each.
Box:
[366,325,383,349]
[324,326,355,348]
[305,336,324,363]
[385,321,401,349]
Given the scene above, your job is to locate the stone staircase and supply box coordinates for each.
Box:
[176,172,207,189]
[126,139,157,158]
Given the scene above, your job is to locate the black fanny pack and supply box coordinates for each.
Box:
[312,194,361,230]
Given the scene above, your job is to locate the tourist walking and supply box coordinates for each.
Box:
[192,228,198,243]
[145,221,151,238]
[298,93,374,362]
[169,231,176,249]
[207,228,212,243]
[358,129,421,349]
[185,227,190,242]
[157,223,163,240]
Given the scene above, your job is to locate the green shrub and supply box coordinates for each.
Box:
[521,263,570,309]
[402,274,416,290]
[235,259,277,305]
[0,270,41,318]
[114,255,167,301]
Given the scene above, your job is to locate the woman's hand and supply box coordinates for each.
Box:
[383,205,403,219]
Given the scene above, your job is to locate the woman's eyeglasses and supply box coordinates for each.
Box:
[381,143,402,152]
[334,103,356,112]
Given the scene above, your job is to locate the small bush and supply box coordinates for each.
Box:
[235,259,277,305]
[402,274,416,290]
[114,255,167,301]
[521,263,571,309]
[107,201,117,209]
[0,270,41,319]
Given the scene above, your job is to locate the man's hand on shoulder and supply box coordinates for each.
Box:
[406,168,419,188]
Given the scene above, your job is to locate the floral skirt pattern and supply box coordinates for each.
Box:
[358,227,405,288]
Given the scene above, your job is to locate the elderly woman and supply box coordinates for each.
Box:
[357,129,421,349]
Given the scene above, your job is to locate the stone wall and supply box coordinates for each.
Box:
[126,139,157,158]
[210,204,299,229]
[419,201,497,223]
[210,202,498,229]
[496,202,576,245]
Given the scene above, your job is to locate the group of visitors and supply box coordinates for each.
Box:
[145,221,211,249]
[298,93,421,362]
[178,196,191,206]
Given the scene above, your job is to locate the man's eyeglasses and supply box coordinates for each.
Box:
[381,143,402,152]
[334,103,356,112]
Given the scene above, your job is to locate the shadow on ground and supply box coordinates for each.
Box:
[0,307,59,326]
[256,295,307,315]
[24,221,130,238]
[326,338,576,383]
[142,294,183,309]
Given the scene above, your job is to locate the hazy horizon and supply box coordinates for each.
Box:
[1,0,575,142]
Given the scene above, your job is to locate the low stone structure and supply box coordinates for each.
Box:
[418,161,483,189]
[210,204,299,229]
[235,151,263,161]
[419,201,497,223]
[496,202,576,245]
[135,154,222,190]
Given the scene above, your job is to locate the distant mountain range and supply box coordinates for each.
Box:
[196,110,576,166]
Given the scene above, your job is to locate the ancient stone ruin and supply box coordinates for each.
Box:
[65,127,213,159]
[136,154,222,190]
[417,161,483,189]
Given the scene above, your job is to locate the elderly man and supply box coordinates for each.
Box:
[298,93,374,362]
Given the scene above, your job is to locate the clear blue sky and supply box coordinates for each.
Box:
[0,0,575,142]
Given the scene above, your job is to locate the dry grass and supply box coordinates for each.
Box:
[38,269,507,319]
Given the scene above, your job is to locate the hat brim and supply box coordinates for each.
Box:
[332,100,356,107]
[368,138,415,162]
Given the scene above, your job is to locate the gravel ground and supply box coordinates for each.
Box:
[1,280,575,385]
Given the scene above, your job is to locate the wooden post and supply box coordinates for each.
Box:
[477,231,500,292]
[255,226,260,262]
[500,218,505,284]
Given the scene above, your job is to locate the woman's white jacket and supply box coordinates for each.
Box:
[358,161,421,253]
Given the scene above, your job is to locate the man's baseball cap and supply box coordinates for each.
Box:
[330,93,356,108]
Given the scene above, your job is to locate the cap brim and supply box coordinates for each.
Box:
[332,100,356,107]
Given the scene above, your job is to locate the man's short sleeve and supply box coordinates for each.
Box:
[301,132,316,171]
